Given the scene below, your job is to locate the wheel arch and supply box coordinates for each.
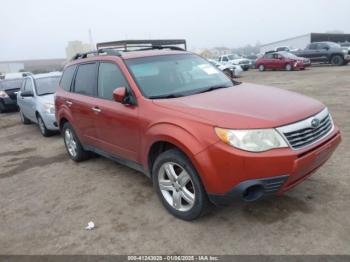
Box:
[143,122,210,177]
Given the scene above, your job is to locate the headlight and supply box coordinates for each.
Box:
[0,90,9,98]
[342,49,347,54]
[215,127,288,152]
[43,103,55,114]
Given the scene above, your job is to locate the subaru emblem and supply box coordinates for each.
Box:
[311,118,320,128]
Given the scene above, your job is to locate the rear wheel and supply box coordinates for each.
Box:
[331,55,344,66]
[285,63,292,71]
[152,149,209,220]
[20,110,31,124]
[62,122,90,162]
[258,64,265,72]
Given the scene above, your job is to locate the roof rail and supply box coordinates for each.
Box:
[96,39,187,51]
[71,49,121,61]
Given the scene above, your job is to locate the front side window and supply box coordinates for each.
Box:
[24,78,34,92]
[97,62,129,100]
[60,65,77,92]
[35,76,60,96]
[74,63,97,96]
[125,54,233,98]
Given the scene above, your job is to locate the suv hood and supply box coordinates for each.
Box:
[37,93,55,104]
[153,83,324,129]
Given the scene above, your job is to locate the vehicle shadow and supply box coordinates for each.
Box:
[204,193,313,224]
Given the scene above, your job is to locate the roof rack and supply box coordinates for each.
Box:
[71,49,121,61]
[96,39,187,51]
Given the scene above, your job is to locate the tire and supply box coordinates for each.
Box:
[0,102,5,113]
[152,149,209,221]
[331,55,344,66]
[258,64,265,72]
[62,122,90,162]
[20,110,31,124]
[37,114,53,137]
[285,63,292,71]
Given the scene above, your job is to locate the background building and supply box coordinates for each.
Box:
[0,62,24,74]
[260,33,350,53]
[65,40,92,60]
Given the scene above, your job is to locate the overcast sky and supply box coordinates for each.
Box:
[0,0,349,61]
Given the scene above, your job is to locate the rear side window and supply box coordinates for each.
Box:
[309,43,317,50]
[60,65,77,92]
[74,63,97,96]
[97,62,129,100]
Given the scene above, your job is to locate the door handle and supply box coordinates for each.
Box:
[65,100,73,106]
[91,106,101,113]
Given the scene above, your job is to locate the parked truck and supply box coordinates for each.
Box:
[292,42,350,66]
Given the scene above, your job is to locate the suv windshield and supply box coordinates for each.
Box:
[35,76,60,96]
[125,54,233,98]
[0,79,23,90]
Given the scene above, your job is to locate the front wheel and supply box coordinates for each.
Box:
[37,115,53,137]
[152,149,209,221]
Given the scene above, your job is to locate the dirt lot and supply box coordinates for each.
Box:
[0,65,349,255]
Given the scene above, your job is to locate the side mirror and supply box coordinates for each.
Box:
[113,87,127,103]
[21,90,34,97]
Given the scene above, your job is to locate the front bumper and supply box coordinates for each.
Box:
[0,97,18,109]
[194,128,341,206]
[41,113,59,131]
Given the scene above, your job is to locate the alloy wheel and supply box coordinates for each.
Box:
[64,128,77,157]
[38,117,46,134]
[158,162,195,212]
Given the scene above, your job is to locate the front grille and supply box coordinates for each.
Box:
[277,108,333,150]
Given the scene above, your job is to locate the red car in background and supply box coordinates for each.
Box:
[256,51,310,71]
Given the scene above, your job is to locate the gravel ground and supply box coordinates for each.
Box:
[0,65,349,255]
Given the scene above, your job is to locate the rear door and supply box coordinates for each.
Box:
[263,53,275,69]
[274,53,285,69]
[92,61,140,161]
[307,43,321,62]
[68,62,100,146]
[316,43,330,62]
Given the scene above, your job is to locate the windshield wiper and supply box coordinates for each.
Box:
[148,93,183,99]
[196,85,231,94]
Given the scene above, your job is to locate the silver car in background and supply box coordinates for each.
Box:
[17,72,61,137]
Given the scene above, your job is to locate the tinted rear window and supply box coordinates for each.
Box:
[60,65,77,91]
[74,63,97,96]
[0,79,23,90]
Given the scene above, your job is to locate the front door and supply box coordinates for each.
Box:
[93,61,140,162]
[18,78,36,122]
